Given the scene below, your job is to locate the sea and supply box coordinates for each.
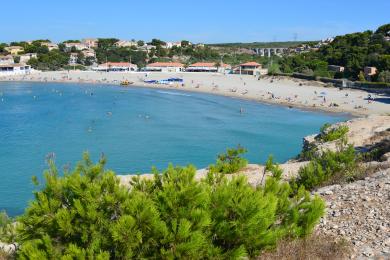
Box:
[0,82,349,216]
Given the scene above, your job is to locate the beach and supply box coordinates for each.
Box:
[1,70,389,116]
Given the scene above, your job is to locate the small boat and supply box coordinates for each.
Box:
[120,80,133,86]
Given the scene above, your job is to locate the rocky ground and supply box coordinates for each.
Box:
[316,161,390,259]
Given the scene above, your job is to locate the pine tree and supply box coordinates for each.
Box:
[14,152,325,259]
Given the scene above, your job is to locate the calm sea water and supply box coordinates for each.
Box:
[0,82,348,216]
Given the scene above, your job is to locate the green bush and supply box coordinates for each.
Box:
[292,143,358,191]
[317,123,349,142]
[0,211,16,245]
[14,153,324,259]
[209,146,248,174]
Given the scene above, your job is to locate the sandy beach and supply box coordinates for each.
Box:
[1,70,389,116]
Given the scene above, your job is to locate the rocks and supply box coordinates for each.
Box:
[317,168,390,259]
[0,242,17,254]
[302,115,390,156]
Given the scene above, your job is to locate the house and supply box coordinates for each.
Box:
[364,66,377,76]
[144,62,184,72]
[233,62,262,75]
[164,42,181,49]
[69,53,78,65]
[64,42,87,51]
[82,38,98,49]
[92,62,138,72]
[186,62,231,73]
[81,49,96,58]
[4,46,24,55]
[19,53,38,63]
[41,42,58,51]
[114,40,137,48]
[0,55,15,65]
[328,65,345,73]
[0,64,31,76]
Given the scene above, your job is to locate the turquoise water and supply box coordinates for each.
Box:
[0,82,348,216]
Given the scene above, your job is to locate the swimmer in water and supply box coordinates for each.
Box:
[240,107,244,114]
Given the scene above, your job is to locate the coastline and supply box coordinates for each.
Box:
[1,71,389,116]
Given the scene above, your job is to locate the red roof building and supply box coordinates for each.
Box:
[234,61,263,75]
[186,62,231,73]
[145,62,184,72]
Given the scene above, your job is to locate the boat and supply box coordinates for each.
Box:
[120,80,133,86]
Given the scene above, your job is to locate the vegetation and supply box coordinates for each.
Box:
[258,233,351,260]
[0,151,325,259]
[209,145,248,174]
[27,50,69,71]
[0,211,16,244]
[292,142,358,191]
[378,70,390,83]
[279,23,390,81]
[293,123,361,191]
[317,123,349,142]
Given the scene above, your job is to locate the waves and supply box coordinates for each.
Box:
[156,90,191,97]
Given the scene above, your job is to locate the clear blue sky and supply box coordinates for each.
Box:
[1,0,389,43]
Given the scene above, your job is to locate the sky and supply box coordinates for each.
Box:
[1,0,389,44]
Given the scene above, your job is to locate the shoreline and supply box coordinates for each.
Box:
[1,71,389,116]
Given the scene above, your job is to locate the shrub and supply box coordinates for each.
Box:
[15,153,324,259]
[291,143,358,191]
[317,123,349,143]
[0,211,16,245]
[378,70,390,83]
[209,146,248,174]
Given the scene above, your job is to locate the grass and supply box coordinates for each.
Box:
[257,233,352,260]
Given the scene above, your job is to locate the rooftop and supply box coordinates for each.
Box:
[189,62,229,68]
[99,62,137,67]
[0,63,29,68]
[240,62,261,66]
[147,62,184,67]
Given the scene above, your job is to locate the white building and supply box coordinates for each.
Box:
[82,38,98,49]
[186,62,231,73]
[69,53,78,65]
[144,62,184,72]
[64,42,88,51]
[81,49,96,58]
[0,55,15,65]
[165,42,181,49]
[115,40,138,48]
[4,46,24,55]
[0,64,31,76]
[19,53,38,63]
[92,62,138,72]
[41,42,59,51]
